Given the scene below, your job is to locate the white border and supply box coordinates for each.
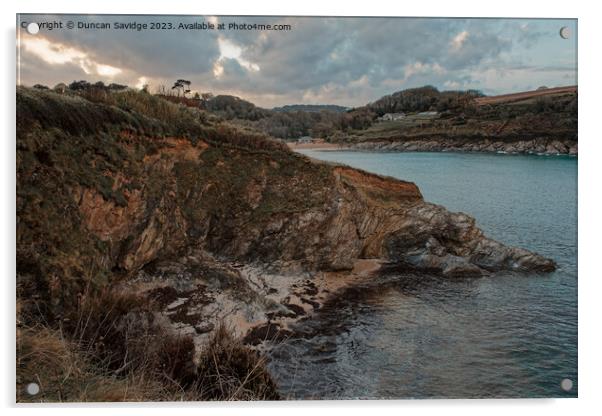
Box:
[3,1,601,415]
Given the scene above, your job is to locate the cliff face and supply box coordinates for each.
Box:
[68,139,554,279]
[16,87,555,320]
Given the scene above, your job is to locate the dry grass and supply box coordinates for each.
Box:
[194,324,280,401]
[16,290,280,402]
[16,326,168,402]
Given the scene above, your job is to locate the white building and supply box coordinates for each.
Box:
[379,112,406,121]
[297,136,313,144]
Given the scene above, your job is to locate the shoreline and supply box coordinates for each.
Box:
[289,138,578,156]
[287,142,349,150]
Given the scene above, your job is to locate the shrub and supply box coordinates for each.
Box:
[194,324,280,400]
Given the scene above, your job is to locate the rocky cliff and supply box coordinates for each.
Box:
[16,87,555,338]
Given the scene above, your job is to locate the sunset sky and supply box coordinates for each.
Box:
[17,15,577,108]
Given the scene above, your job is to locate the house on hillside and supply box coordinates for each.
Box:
[378,112,406,122]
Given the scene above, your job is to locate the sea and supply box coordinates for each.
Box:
[266,150,578,399]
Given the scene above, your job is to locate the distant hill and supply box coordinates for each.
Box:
[330,85,577,154]
[200,97,346,139]
[202,94,272,121]
[361,85,484,116]
[272,104,348,113]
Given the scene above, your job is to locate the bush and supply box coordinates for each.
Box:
[194,324,280,400]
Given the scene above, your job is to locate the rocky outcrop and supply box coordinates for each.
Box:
[382,204,555,275]
[71,138,554,279]
[64,133,556,280]
[351,137,577,155]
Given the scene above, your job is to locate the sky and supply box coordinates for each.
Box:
[17,15,577,108]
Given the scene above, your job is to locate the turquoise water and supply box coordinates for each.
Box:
[267,151,577,399]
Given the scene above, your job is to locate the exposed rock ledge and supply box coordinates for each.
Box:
[348,137,577,155]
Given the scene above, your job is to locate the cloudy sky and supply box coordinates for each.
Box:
[17,15,577,108]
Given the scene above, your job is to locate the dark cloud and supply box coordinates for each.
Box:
[17,15,577,107]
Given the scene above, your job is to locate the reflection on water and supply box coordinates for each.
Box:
[267,151,577,399]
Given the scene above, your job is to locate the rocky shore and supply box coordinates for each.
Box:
[98,149,557,349]
[349,137,577,155]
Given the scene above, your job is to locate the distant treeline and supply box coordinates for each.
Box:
[197,86,486,139]
[363,85,484,115]
[197,94,344,139]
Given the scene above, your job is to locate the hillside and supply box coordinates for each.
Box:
[198,85,578,155]
[332,85,577,154]
[16,87,556,401]
[72,82,579,154]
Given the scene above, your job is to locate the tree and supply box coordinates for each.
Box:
[68,80,91,91]
[172,79,191,97]
[108,83,127,91]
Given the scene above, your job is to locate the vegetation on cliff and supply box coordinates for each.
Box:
[17,291,278,402]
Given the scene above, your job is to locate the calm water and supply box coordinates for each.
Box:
[267,151,577,399]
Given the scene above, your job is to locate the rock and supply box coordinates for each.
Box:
[382,203,555,276]
[194,322,215,334]
[70,133,555,279]
[351,138,577,156]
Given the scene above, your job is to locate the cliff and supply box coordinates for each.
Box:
[17,86,555,334]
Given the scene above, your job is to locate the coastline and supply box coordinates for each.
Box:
[289,137,578,156]
[287,142,349,150]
